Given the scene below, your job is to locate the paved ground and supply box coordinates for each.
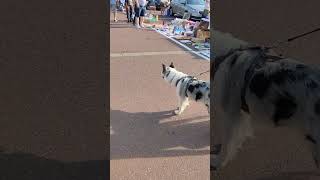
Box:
[110,13,210,180]
[212,1,320,180]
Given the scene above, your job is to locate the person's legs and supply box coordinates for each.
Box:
[139,6,146,27]
[111,5,117,21]
[202,9,209,18]
[126,5,130,22]
[133,14,136,25]
[132,8,136,25]
[134,6,140,28]
[139,17,144,27]
[112,4,118,21]
[114,9,117,21]
[129,5,133,22]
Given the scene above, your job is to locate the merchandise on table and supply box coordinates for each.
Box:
[149,17,211,59]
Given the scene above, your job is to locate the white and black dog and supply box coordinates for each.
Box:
[211,30,320,171]
[162,62,210,115]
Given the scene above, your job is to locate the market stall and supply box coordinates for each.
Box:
[144,14,210,60]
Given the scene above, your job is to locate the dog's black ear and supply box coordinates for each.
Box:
[162,64,166,73]
[169,62,175,68]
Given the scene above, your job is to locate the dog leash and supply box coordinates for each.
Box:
[193,69,210,77]
[237,27,320,51]
[220,26,320,56]
[265,27,320,50]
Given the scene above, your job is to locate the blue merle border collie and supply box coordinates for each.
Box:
[211,30,320,171]
[161,62,210,115]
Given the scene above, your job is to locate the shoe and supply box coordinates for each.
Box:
[135,24,141,29]
[114,19,118,22]
[140,24,145,28]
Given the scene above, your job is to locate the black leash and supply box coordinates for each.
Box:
[193,69,210,77]
[265,27,320,50]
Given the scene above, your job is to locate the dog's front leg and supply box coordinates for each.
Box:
[222,114,253,168]
[212,112,253,171]
[174,97,189,115]
[211,111,230,171]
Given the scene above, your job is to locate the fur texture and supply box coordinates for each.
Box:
[162,62,210,115]
[211,30,320,171]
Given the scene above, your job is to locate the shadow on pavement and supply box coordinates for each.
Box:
[212,171,320,180]
[110,109,209,160]
[0,148,108,180]
[255,171,320,180]
[110,23,133,29]
[110,26,133,29]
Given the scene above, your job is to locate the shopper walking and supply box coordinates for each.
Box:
[125,0,134,22]
[111,0,119,22]
[133,0,147,28]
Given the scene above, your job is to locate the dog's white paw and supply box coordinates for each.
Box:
[174,109,181,115]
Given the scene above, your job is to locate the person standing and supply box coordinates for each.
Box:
[125,0,134,22]
[203,0,210,18]
[134,0,147,28]
[111,0,119,22]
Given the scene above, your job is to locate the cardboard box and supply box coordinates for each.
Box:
[175,36,192,40]
[147,6,156,11]
[196,29,210,40]
[191,38,205,43]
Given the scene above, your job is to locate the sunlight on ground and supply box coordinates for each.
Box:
[163,146,209,151]
[159,116,209,126]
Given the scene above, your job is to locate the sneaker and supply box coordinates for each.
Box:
[135,24,141,29]
[114,19,118,22]
[140,24,145,28]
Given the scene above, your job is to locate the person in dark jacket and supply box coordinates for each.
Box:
[125,0,134,22]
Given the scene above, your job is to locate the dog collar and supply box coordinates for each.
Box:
[169,74,176,84]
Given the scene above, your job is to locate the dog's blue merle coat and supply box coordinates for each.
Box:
[211,30,320,170]
[162,63,210,113]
